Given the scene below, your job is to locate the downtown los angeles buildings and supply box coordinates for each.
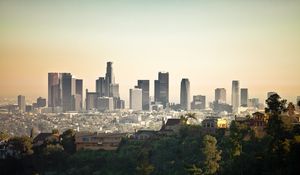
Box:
[48,73,83,112]
[180,78,190,110]
[46,61,289,114]
[86,62,125,111]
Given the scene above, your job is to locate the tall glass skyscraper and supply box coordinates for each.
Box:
[180,78,190,110]
[48,73,62,107]
[137,80,150,110]
[154,72,169,107]
[240,88,248,107]
[231,80,240,111]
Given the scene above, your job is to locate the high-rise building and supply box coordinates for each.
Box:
[48,73,62,107]
[18,95,26,112]
[231,80,240,111]
[240,88,248,107]
[248,98,259,108]
[75,79,83,110]
[267,92,277,98]
[191,95,206,110]
[37,97,46,108]
[136,80,150,110]
[180,78,190,110]
[154,72,169,107]
[92,61,123,111]
[105,62,115,96]
[215,88,226,103]
[61,73,73,112]
[86,89,98,111]
[96,77,106,97]
[130,88,142,111]
[97,97,114,111]
[110,84,120,98]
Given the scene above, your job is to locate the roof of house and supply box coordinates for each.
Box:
[165,119,181,126]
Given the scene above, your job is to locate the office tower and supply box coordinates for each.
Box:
[240,88,248,107]
[248,98,259,108]
[191,95,206,110]
[18,95,26,112]
[110,84,120,98]
[154,72,169,107]
[180,78,190,110]
[267,92,277,98]
[86,89,98,111]
[93,61,123,111]
[97,97,114,111]
[215,88,226,103]
[48,73,62,107]
[136,80,150,110]
[36,97,46,108]
[61,73,74,112]
[104,61,115,96]
[130,88,142,111]
[75,79,83,110]
[96,77,106,97]
[231,80,240,111]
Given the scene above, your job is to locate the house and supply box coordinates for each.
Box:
[132,130,157,140]
[159,118,182,135]
[75,132,126,151]
[202,117,228,134]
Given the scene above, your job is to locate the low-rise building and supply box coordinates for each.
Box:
[75,132,126,151]
[202,117,228,134]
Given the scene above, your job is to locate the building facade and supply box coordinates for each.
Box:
[231,80,240,112]
[154,72,169,107]
[180,78,190,110]
[130,88,142,111]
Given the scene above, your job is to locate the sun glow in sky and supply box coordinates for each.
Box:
[0,0,300,104]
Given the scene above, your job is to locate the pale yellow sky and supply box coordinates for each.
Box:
[0,0,300,104]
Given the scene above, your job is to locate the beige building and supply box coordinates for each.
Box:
[75,132,126,151]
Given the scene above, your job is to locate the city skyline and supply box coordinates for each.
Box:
[1,1,300,104]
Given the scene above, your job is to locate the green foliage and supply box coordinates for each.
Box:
[201,135,221,175]
[8,136,33,156]
[0,131,9,141]
[61,129,76,154]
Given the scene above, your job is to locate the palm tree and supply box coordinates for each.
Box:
[180,113,197,125]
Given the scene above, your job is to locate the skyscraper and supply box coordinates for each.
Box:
[130,88,142,111]
[75,79,83,111]
[191,95,206,110]
[96,77,106,97]
[231,80,240,111]
[180,78,190,110]
[48,73,62,107]
[240,88,248,107]
[86,89,98,111]
[136,80,150,110]
[18,95,25,112]
[154,72,169,107]
[93,61,123,111]
[215,88,226,103]
[36,97,46,108]
[62,73,73,112]
[97,97,114,111]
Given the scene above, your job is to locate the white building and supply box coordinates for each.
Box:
[130,88,142,111]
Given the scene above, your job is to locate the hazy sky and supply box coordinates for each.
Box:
[0,0,300,105]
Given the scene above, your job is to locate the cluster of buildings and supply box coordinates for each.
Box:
[2,61,298,116]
